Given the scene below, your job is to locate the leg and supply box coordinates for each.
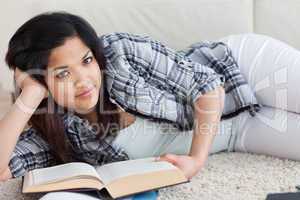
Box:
[111,116,235,159]
[232,106,300,161]
[220,34,300,161]
[220,33,300,113]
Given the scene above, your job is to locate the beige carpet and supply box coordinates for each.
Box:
[1,152,300,200]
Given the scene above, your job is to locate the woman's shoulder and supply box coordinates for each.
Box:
[99,32,151,46]
[99,32,153,56]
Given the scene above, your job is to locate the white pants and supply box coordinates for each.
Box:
[111,107,300,162]
[40,34,300,200]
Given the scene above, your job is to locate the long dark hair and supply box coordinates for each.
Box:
[5,12,120,163]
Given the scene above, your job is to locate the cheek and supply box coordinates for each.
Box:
[91,64,101,87]
[49,81,75,108]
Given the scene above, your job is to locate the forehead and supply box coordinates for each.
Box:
[48,36,89,68]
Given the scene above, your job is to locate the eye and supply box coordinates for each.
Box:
[83,56,93,65]
[55,70,70,79]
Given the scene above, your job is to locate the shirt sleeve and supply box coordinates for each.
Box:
[102,32,225,105]
[148,36,225,104]
[8,128,55,178]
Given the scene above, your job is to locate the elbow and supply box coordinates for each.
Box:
[0,167,12,182]
[193,85,225,117]
[0,162,9,174]
[0,166,6,175]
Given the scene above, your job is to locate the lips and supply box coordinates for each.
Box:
[76,87,94,98]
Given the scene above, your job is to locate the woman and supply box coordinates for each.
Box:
[0,12,298,199]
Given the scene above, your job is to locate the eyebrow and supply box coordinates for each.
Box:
[52,50,91,72]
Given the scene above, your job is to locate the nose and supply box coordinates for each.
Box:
[75,79,91,89]
[73,67,91,88]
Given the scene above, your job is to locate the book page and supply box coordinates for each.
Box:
[32,162,101,185]
[23,178,104,193]
[95,157,178,184]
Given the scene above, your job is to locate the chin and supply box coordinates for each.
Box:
[75,100,98,114]
[74,105,96,114]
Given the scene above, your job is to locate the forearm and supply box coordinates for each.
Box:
[189,86,225,165]
[0,88,44,173]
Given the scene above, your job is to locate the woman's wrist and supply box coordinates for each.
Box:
[22,86,46,100]
[190,153,208,168]
[16,87,46,113]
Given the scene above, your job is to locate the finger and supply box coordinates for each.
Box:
[157,154,178,165]
[155,156,161,161]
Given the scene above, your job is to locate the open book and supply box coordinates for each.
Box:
[22,157,189,199]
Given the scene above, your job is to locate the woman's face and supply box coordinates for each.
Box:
[46,36,101,114]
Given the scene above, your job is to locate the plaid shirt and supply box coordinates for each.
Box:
[9,113,129,178]
[101,32,259,129]
[9,32,260,178]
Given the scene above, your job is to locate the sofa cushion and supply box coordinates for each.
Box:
[254,0,300,50]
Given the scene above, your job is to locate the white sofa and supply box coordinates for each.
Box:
[1,0,300,87]
[1,0,300,111]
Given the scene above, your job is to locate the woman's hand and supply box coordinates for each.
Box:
[14,68,48,99]
[156,153,205,180]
